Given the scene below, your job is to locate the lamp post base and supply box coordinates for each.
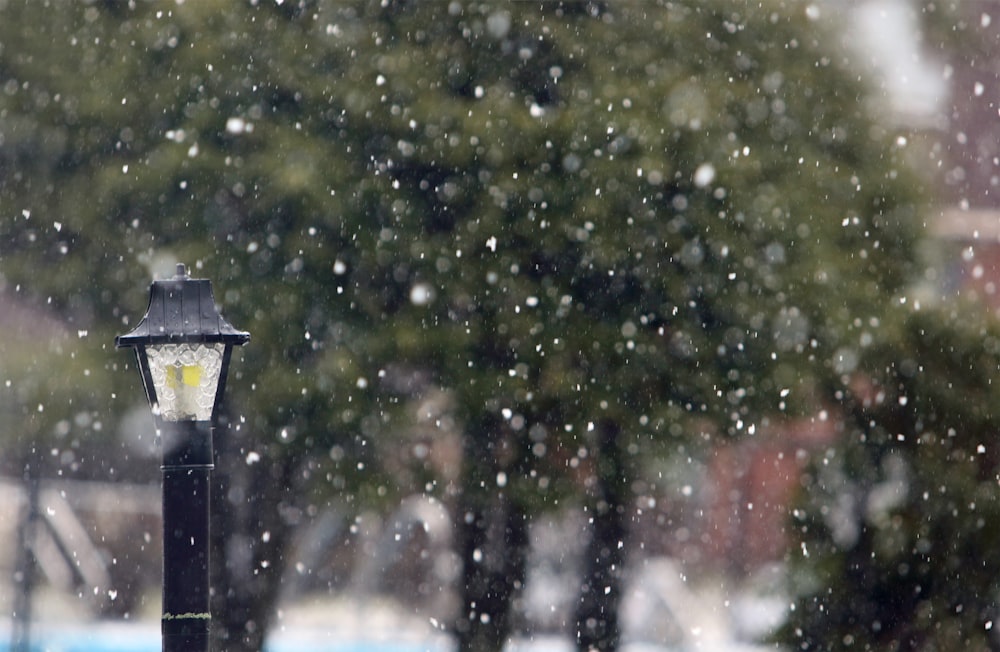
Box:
[163,631,210,652]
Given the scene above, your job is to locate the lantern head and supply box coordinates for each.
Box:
[116,264,250,424]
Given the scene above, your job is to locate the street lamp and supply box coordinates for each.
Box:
[116,263,249,652]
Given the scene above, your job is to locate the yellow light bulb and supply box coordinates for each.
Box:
[166,364,203,389]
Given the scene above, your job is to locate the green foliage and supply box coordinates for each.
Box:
[0,0,930,648]
[784,303,1000,650]
[0,0,923,487]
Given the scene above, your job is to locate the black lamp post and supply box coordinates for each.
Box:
[116,263,249,652]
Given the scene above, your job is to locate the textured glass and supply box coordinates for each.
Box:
[146,343,224,421]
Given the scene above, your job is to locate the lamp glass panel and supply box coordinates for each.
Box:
[145,343,225,421]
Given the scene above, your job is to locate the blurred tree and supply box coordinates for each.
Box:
[332,4,924,650]
[780,3,1000,650]
[0,1,926,651]
[783,302,1000,650]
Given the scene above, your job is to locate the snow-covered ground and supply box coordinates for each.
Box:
[0,623,776,652]
[0,575,783,652]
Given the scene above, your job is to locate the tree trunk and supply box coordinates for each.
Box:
[454,412,530,652]
[574,419,628,652]
[210,417,297,652]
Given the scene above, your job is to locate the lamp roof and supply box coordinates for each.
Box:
[115,264,250,348]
